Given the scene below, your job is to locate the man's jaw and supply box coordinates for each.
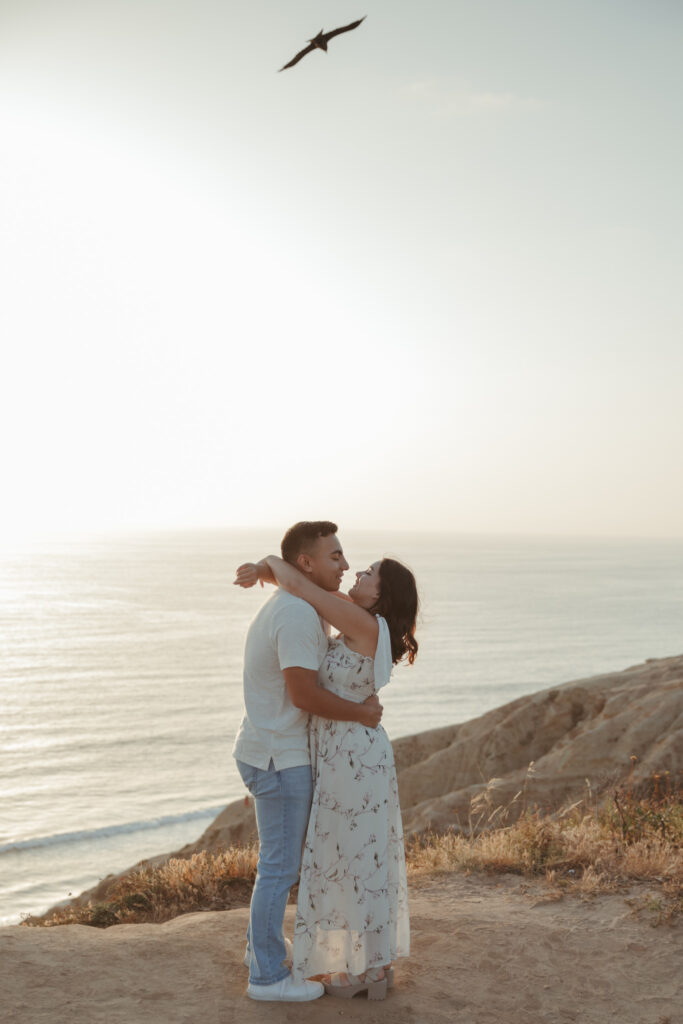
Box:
[311,575,344,592]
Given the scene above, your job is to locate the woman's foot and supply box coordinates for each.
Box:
[322,968,388,1000]
[322,967,387,983]
[322,966,393,984]
[382,964,395,988]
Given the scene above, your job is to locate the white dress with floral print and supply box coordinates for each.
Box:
[291,625,410,980]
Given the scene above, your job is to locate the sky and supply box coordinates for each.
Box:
[1,0,682,540]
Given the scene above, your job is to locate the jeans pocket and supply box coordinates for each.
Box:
[236,759,258,794]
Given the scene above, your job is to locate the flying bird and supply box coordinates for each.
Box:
[279,16,366,72]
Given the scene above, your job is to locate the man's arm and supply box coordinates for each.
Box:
[284,668,383,728]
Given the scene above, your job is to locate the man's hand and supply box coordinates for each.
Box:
[358,693,383,729]
[284,669,384,728]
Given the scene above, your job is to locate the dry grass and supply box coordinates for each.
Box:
[22,845,260,929]
[23,773,682,930]
[406,770,682,922]
[406,797,682,886]
[405,809,682,885]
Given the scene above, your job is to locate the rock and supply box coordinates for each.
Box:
[53,653,683,913]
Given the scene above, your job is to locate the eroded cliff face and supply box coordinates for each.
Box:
[396,655,681,833]
[62,654,683,909]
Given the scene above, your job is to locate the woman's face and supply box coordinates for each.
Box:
[348,560,382,609]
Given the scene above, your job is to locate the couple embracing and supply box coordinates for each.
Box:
[231,520,419,1002]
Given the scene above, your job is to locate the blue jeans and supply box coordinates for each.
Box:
[236,759,313,986]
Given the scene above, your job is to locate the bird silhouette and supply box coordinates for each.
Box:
[279,17,366,71]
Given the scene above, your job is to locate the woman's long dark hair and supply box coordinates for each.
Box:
[373,558,419,665]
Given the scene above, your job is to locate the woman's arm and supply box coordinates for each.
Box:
[264,555,378,652]
[233,559,276,589]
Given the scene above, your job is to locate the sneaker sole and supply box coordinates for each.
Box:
[247,988,323,1002]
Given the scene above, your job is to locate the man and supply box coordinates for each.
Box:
[232,521,383,1002]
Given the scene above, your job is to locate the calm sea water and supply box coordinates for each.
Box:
[1,529,682,925]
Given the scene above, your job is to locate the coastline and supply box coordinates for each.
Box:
[1,654,681,1022]
[42,652,683,916]
[5,530,683,926]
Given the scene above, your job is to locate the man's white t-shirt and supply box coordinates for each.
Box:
[232,589,329,770]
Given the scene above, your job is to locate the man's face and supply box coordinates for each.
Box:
[302,534,349,591]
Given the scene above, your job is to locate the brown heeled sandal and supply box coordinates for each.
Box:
[323,968,388,1001]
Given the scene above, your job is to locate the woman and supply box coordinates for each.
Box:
[234,553,418,1000]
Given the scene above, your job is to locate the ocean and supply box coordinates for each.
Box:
[1,529,682,926]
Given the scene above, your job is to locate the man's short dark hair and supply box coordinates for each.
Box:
[281,521,338,565]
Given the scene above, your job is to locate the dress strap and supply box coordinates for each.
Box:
[373,615,393,690]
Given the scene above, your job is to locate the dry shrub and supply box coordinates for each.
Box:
[22,768,682,930]
[23,845,260,929]
[626,879,683,927]
[407,772,683,922]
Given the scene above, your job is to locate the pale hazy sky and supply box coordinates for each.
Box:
[1,0,681,539]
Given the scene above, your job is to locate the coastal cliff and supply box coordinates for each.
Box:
[62,653,682,909]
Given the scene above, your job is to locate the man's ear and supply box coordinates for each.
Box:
[296,552,313,575]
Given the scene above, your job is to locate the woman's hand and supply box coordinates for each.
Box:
[233,559,276,589]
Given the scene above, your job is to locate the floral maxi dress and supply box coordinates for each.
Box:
[292,628,410,980]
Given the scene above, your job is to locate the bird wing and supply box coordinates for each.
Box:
[279,41,316,71]
[324,16,366,43]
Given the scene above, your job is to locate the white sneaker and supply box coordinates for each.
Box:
[247,973,324,1002]
[243,937,293,968]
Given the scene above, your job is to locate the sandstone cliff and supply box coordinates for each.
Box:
[64,653,683,909]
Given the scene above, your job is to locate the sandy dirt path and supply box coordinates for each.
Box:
[1,875,680,1024]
